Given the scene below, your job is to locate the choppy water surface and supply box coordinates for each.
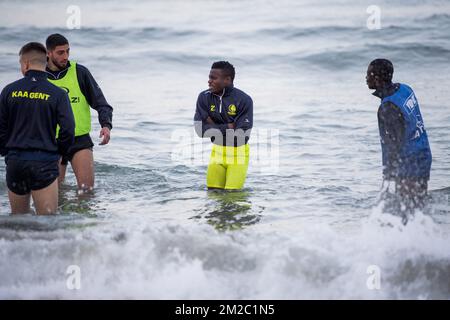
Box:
[0,0,449,299]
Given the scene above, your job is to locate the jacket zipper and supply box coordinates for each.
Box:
[219,88,225,113]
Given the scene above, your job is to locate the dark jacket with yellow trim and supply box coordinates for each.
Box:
[194,85,253,147]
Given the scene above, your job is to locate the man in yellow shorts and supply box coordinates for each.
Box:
[194,61,253,190]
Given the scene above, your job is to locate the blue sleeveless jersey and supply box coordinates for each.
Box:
[380,84,432,178]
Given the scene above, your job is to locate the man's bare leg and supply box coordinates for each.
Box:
[8,190,31,214]
[31,179,59,215]
[71,149,95,193]
[58,160,67,184]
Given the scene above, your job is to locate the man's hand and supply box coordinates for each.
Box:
[99,127,111,145]
[206,116,235,129]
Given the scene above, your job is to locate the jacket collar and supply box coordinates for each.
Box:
[25,70,48,79]
[372,82,399,100]
[45,60,71,80]
[210,84,234,97]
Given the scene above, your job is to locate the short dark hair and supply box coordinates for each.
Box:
[19,42,47,56]
[369,58,394,82]
[211,61,235,81]
[46,33,69,51]
[19,42,47,66]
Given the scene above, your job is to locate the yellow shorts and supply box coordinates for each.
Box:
[206,144,250,190]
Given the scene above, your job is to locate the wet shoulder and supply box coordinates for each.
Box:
[398,83,409,89]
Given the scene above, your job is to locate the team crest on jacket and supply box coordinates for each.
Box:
[227,104,237,116]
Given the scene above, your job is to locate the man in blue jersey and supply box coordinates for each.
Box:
[367,59,432,223]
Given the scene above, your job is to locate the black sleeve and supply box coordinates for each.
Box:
[194,93,228,137]
[378,102,405,178]
[234,96,253,131]
[77,64,113,130]
[0,88,9,156]
[56,92,76,155]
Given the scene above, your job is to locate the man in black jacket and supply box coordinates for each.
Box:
[0,42,75,214]
[194,61,253,190]
[45,34,113,193]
